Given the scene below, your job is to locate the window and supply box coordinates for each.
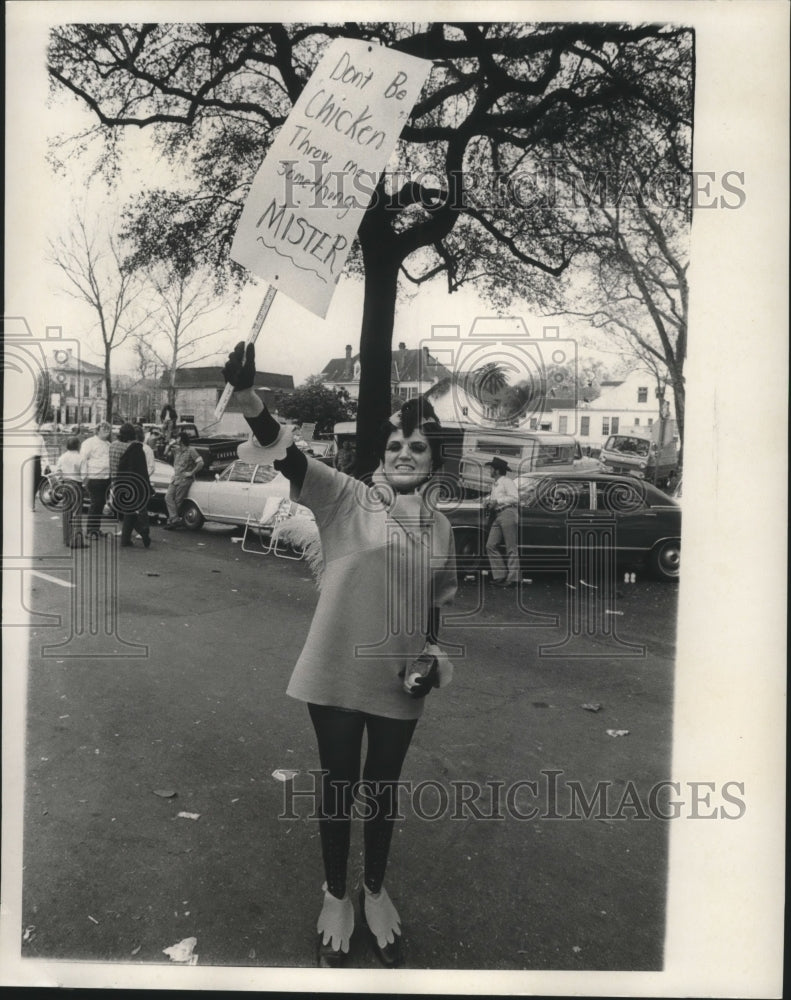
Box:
[634,417,640,426]
[602,417,610,435]
[637,387,648,403]
[84,380,90,396]
[558,415,568,433]
[96,382,102,396]
[535,445,574,467]
[580,416,590,436]
[253,464,278,484]
[529,418,538,430]
[594,479,645,512]
[611,417,619,434]
[647,417,654,426]
[228,462,255,483]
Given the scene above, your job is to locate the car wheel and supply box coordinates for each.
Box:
[454,529,485,580]
[181,501,205,531]
[649,539,680,581]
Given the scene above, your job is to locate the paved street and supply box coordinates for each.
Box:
[21,507,678,971]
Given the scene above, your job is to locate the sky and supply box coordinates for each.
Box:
[7,18,625,391]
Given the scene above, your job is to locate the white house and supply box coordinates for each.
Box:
[578,372,675,449]
[498,372,674,451]
[46,348,106,425]
[321,342,452,402]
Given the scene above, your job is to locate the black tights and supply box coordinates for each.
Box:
[307,703,417,900]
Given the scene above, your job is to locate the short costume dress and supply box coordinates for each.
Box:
[285,460,457,720]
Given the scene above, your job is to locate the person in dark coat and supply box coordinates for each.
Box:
[115,423,152,548]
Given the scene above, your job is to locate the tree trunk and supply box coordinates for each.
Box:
[354,235,401,478]
[670,373,685,468]
[105,360,113,423]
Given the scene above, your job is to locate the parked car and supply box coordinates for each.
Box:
[439,471,681,581]
[180,459,309,530]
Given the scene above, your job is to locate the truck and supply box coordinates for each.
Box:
[160,422,244,476]
[597,420,679,490]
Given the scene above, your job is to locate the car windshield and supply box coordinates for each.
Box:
[253,464,278,484]
[604,436,651,457]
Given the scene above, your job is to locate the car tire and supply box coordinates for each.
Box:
[181,501,205,531]
[649,539,680,581]
[454,529,485,580]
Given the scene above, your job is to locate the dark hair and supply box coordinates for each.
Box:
[118,422,137,442]
[66,436,80,452]
[134,424,145,442]
[178,431,191,445]
[160,404,177,421]
[375,397,443,470]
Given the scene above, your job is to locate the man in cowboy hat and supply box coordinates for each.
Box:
[483,456,520,587]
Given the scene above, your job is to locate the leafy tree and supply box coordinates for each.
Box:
[48,21,692,472]
[47,210,153,420]
[276,375,356,434]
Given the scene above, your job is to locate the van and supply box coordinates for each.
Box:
[598,422,678,489]
[458,428,597,495]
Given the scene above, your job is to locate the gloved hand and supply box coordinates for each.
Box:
[399,643,455,697]
[222,341,256,391]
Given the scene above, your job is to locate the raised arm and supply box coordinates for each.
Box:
[222,342,308,490]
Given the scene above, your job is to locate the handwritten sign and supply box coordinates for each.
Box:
[230,39,432,318]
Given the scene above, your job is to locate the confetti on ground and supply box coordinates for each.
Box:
[131,945,141,956]
[177,811,200,820]
[581,703,602,712]
[606,729,630,738]
[88,915,99,925]
[153,789,177,798]
[579,580,597,589]
[605,609,624,615]
[163,936,198,964]
[272,769,299,782]
[566,584,576,590]
[23,926,36,943]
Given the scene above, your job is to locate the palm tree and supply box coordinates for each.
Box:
[473,362,509,399]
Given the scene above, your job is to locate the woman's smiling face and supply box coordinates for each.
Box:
[382,428,433,492]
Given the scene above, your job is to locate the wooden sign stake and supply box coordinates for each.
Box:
[213,284,278,421]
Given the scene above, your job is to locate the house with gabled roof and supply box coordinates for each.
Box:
[321,342,452,402]
[163,366,294,434]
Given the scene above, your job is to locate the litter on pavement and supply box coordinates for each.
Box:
[177,811,200,820]
[272,768,299,782]
[579,580,597,589]
[581,703,602,712]
[605,729,630,737]
[605,609,625,615]
[163,936,198,964]
[153,789,177,798]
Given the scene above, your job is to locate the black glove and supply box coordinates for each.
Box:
[398,652,440,699]
[222,342,256,391]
